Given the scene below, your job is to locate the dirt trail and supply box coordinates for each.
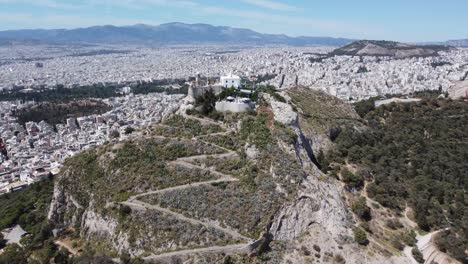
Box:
[54,240,79,255]
[121,200,250,241]
[118,116,260,259]
[143,243,252,261]
[175,151,237,163]
[129,177,238,201]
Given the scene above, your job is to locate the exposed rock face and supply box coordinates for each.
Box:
[448,80,468,99]
[262,91,351,246]
[48,168,143,256]
[271,176,350,241]
[263,93,298,126]
[266,92,415,264]
[245,144,259,160]
[48,179,83,229]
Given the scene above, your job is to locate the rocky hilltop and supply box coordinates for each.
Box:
[330,40,452,58]
[46,88,455,263]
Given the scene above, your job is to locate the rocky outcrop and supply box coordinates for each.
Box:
[263,93,298,127]
[48,181,83,230]
[266,92,415,264]
[261,91,351,242]
[48,170,134,255]
[270,122,351,242]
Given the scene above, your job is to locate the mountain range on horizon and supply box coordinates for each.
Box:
[0,22,467,47]
[0,22,353,47]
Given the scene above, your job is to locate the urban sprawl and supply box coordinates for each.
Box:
[1,44,468,193]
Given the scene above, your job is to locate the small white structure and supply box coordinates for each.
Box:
[215,98,254,113]
[220,73,241,89]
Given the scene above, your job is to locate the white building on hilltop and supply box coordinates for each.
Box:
[220,73,241,88]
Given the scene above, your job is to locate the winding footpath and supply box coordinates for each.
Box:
[119,118,259,260]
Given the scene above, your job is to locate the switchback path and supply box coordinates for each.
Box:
[118,115,259,260]
[143,243,252,261]
[121,200,250,241]
[128,177,238,202]
[175,152,238,163]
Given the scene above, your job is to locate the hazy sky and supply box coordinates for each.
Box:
[0,0,466,42]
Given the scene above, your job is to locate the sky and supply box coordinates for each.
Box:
[0,0,467,42]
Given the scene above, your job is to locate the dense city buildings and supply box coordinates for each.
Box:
[1,43,467,192]
[1,44,467,101]
[0,93,182,193]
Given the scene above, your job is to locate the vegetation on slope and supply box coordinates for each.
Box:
[0,82,187,102]
[141,181,281,238]
[59,137,225,212]
[16,99,111,126]
[144,112,304,240]
[321,97,467,262]
[0,178,53,237]
[50,108,306,261]
[0,178,65,264]
[288,88,361,135]
[116,209,237,254]
[151,115,224,138]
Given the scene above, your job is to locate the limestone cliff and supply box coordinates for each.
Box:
[264,91,414,264]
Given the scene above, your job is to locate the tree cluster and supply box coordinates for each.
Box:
[16,100,111,127]
[324,97,467,262]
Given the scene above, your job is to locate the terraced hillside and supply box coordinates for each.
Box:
[49,109,310,261]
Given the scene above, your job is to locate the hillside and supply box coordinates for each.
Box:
[322,95,467,263]
[2,89,464,263]
[47,113,298,260]
[45,91,412,263]
[0,23,354,47]
[330,40,452,58]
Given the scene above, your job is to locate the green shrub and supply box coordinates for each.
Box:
[0,233,5,250]
[386,219,403,230]
[313,244,321,252]
[119,205,132,217]
[333,254,346,264]
[0,244,28,263]
[352,197,371,221]
[341,168,364,189]
[391,236,405,251]
[402,230,417,246]
[239,114,273,150]
[353,227,368,246]
[124,127,135,134]
[412,247,424,263]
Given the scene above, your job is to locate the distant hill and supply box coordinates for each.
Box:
[0,23,354,47]
[329,40,452,58]
[445,39,468,47]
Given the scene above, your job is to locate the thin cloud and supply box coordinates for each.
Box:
[241,0,300,12]
[0,12,160,30]
[0,0,82,9]
[197,6,381,39]
[86,0,199,9]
